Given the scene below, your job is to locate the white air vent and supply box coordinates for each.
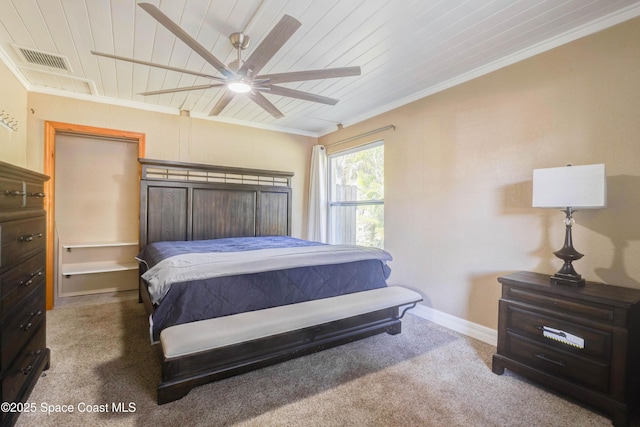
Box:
[12,45,72,72]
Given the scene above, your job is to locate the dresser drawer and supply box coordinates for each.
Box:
[0,285,45,372]
[505,332,610,393]
[0,177,25,210]
[0,217,46,272]
[0,252,46,319]
[504,302,612,360]
[23,181,46,210]
[1,324,46,405]
[505,285,616,323]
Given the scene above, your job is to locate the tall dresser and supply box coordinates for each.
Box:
[0,160,50,427]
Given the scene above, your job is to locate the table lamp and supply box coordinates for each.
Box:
[532,164,606,286]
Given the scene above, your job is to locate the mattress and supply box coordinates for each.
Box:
[136,236,393,341]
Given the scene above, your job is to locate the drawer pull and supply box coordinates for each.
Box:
[28,192,46,198]
[20,269,43,287]
[5,189,26,196]
[20,364,34,375]
[19,233,43,242]
[18,349,43,375]
[20,310,42,331]
[535,353,566,367]
[537,325,585,349]
[537,325,565,337]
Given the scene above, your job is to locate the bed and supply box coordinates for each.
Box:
[137,158,422,404]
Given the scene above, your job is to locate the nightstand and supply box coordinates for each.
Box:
[492,271,640,427]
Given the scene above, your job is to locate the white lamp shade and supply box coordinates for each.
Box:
[532,164,606,209]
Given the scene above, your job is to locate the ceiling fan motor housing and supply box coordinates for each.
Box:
[229,33,250,50]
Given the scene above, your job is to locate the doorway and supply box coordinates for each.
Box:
[44,122,145,309]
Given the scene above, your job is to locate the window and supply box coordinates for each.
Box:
[328,141,384,248]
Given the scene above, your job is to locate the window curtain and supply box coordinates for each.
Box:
[307,145,328,242]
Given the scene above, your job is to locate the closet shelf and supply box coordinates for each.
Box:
[63,242,138,251]
[61,261,139,276]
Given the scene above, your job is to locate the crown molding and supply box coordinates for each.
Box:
[0,47,31,89]
[26,85,318,138]
[318,3,640,137]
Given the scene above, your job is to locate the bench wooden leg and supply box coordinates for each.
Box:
[387,321,402,335]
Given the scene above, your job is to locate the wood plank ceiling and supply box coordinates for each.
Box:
[1,0,639,136]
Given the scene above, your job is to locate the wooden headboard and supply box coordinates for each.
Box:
[139,158,293,249]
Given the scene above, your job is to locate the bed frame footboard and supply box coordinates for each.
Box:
[158,309,401,404]
[155,286,421,404]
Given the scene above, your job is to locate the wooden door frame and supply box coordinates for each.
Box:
[44,121,146,309]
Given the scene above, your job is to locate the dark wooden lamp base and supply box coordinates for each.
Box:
[551,207,586,287]
[550,272,585,286]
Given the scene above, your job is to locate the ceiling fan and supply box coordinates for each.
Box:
[91,2,361,119]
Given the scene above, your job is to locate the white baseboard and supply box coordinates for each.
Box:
[410,304,497,346]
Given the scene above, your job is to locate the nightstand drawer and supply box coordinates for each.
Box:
[505,302,612,360]
[506,286,616,323]
[505,333,610,393]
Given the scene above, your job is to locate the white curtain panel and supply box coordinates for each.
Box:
[307,145,328,242]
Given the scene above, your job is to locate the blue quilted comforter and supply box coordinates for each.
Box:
[136,237,392,341]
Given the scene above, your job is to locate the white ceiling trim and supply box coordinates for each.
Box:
[321,3,640,137]
[0,47,31,89]
[187,110,318,137]
[24,83,318,137]
[0,43,317,137]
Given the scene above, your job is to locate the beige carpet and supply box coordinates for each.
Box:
[16,299,614,427]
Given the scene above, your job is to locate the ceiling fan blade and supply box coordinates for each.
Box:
[209,90,236,116]
[247,91,284,118]
[268,86,339,105]
[239,15,301,77]
[139,84,224,96]
[138,3,233,78]
[257,66,361,84]
[91,51,225,81]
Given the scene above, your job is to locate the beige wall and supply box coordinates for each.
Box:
[321,18,640,329]
[25,94,316,238]
[4,16,639,330]
[0,60,28,166]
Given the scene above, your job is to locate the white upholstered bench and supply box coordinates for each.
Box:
[156,286,421,404]
[161,286,422,360]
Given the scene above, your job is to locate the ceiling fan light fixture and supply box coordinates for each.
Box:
[228,79,252,93]
[121,5,361,118]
